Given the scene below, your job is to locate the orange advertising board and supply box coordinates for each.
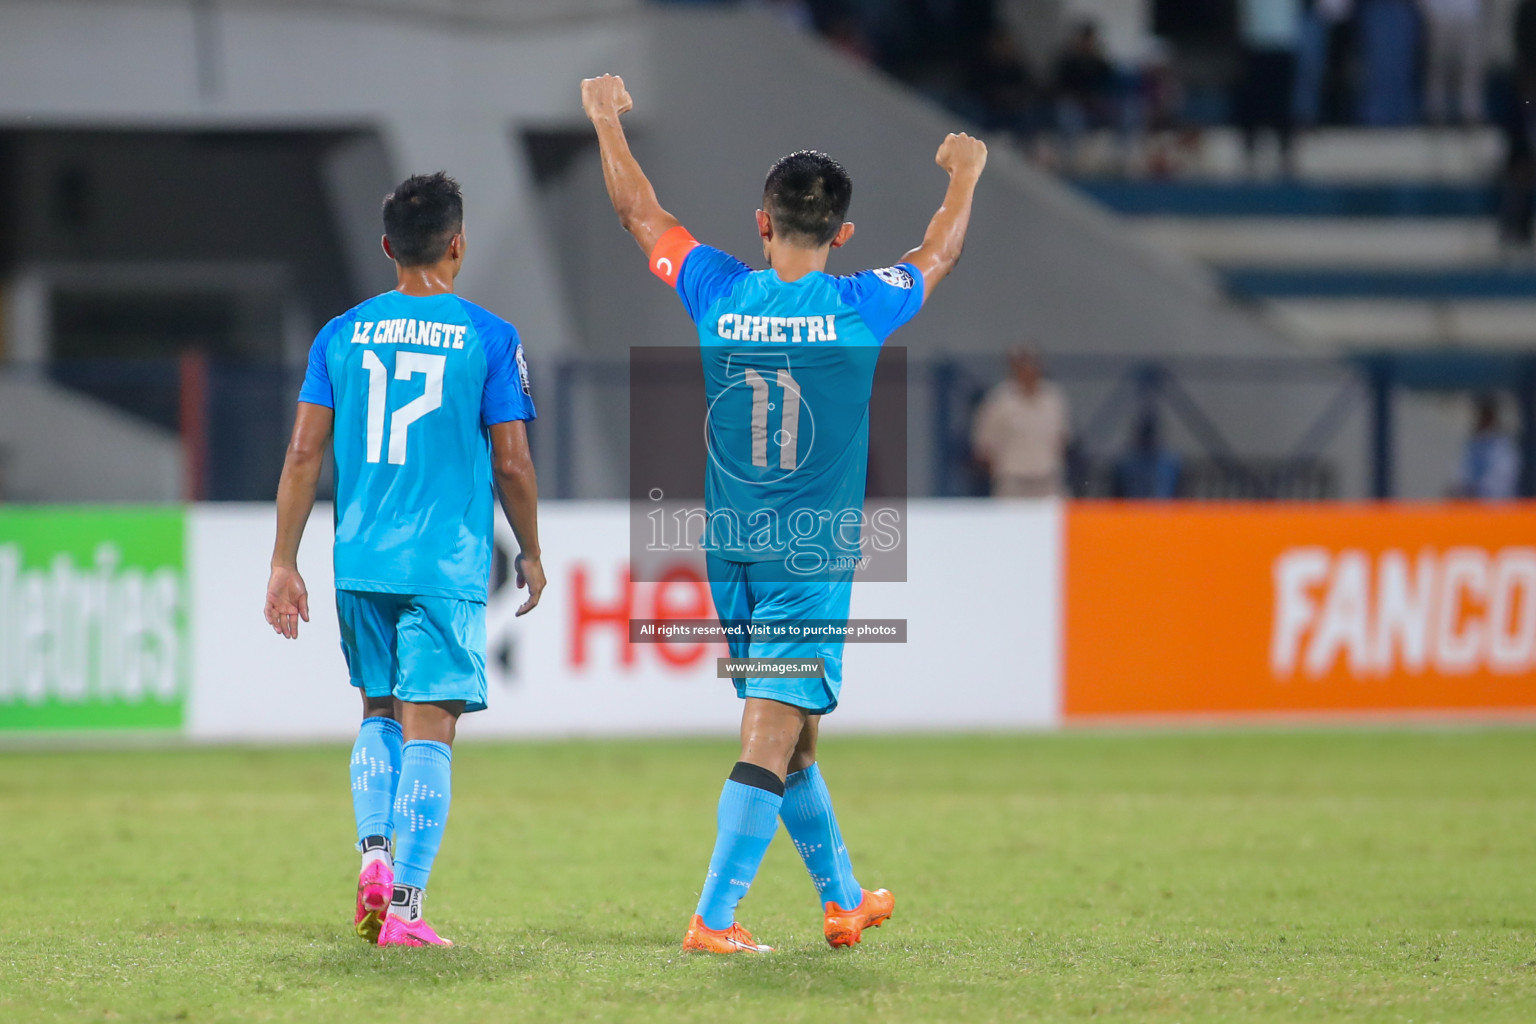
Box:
[1063,503,1536,719]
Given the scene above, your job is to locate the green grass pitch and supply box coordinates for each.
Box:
[4,730,1536,1022]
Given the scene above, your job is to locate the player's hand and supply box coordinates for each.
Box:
[514,553,546,617]
[581,74,633,123]
[264,565,310,639]
[936,132,987,180]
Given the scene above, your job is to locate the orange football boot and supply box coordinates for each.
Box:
[682,915,773,953]
[823,888,894,948]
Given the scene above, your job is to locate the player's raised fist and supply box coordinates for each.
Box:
[581,74,633,122]
[936,133,987,179]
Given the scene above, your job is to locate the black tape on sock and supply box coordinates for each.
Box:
[390,884,424,922]
[729,761,786,797]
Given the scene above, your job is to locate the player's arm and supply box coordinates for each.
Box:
[490,420,545,617]
[902,133,988,301]
[581,74,681,255]
[266,401,333,639]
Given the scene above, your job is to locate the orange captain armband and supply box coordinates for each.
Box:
[649,225,699,288]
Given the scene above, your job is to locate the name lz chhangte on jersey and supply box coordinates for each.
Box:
[349,318,469,349]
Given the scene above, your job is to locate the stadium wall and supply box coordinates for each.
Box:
[2,501,1533,741]
[184,501,1061,741]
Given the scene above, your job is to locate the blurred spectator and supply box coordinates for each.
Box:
[1453,394,1520,498]
[971,348,1070,498]
[819,10,876,64]
[1113,411,1181,499]
[1420,0,1486,124]
[1235,0,1304,176]
[1356,0,1421,124]
[1052,20,1121,162]
[1497,0,1536,243]
[1519,0,1536,81]
[750,0,815,31]
[1137,38,1201,177]
[1294,0,1355,126]
[971,25,1043,140]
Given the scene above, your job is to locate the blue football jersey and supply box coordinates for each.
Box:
[658,232,923,575]
[298,291,536,602]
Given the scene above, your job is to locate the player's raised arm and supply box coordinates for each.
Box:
[266,401,333,639]
[581,74,681,255]
[902,133,987,301]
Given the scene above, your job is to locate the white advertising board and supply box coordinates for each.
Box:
[187,500,1062,741]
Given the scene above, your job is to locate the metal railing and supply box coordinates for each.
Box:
[30,358,301,501]
[929,355,1360,499]
[11,349,1534,501]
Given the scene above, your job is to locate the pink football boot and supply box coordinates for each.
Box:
[377,913,454,947]
[354,859,394,942]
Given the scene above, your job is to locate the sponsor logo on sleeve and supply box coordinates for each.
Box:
[873,266,915,290]
[515,344,531,395]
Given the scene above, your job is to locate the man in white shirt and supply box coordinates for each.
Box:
[971,348,1069,498]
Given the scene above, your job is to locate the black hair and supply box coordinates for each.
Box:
[762,150,853,247]
[381,171,463,267]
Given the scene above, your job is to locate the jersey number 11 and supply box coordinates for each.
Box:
[745,367,800,471]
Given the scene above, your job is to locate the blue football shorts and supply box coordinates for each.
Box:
[706,554,854,715]
[335,590,488,713]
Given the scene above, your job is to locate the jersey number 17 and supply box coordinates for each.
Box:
[361,350,445,465]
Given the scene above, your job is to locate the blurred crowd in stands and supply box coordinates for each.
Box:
[663,0,1536,178]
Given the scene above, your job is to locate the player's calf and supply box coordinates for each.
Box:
[350,711,402,941]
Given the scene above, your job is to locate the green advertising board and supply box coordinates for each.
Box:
[0,507,187,732]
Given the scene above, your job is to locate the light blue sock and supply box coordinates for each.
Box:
[782,763,862,911]
[695,776,783,931]
[392,740,453,890]
[350,716,402,843]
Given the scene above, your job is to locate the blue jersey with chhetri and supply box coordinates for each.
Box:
[654,228,923,571]
[297,291,535,602]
